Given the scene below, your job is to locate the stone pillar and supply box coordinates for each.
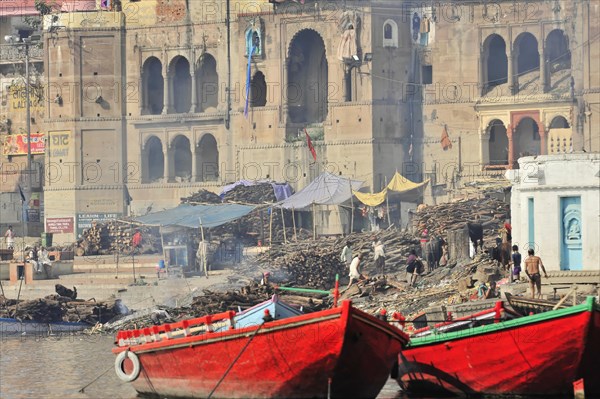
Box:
[163,141,170,181]
[140,72,147,115]
[191,142,197,182]
[539,48,547,93]
[478,50,486,95]
[479,128,490,167]
[537,121,547,155]
[162,74,171,115]
[507,52,515,95]
[190,70,197,113]
[507,124,515,168]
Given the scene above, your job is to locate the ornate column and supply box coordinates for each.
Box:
[537,121,547,155]
[507,124,515,168]
[162,72,172,115]
[539,47,547,93]
[190,69,197,113]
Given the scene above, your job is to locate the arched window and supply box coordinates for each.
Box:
[196,53,218,112]
[142,57,163,115]
[287,29,328,124]
[550,115,570,129]
[482,34,507,91]
[197,134,219,182]
[383,19,398,48]
[169,56,192,114]
[170,135,192,182]
[143,136,164,183]
[515,117,541,158]
[250,71,267,107]
[487,120,508,165]
[546,29,571,73]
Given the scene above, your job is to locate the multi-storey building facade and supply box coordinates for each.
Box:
[42,0,415,241]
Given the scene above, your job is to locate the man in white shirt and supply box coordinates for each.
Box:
[340,241,353,268]
[38,247,53,279]
[374,240,386,274]
[347,253,364,289]
[4,225,15,250]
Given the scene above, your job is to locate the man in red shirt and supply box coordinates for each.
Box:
[132,230,142,248]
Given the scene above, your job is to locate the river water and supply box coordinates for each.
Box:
[0,334,404,399]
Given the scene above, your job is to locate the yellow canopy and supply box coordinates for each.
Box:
[353,188,388,207]
[352,173,430,206]
[387,172,430,193]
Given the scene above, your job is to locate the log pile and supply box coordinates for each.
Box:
[411,196,510,239]
[255,230,420,290]
[0,295,124,325]
[180,189,222,204]
[75,221,161,256]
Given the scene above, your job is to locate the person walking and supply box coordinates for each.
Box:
[524,249,548,299]
[4,225,15,250]
[340,241,353,268]
[347,253,365,289]
[373,240,386,274]
[510,245,522,283]
[406,249,420,287]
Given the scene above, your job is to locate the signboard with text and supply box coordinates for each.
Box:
[1,133,46,156]
[48,131,71,158]
[76,213,121,236]
[9,83,44,111]
[46,217,75,234]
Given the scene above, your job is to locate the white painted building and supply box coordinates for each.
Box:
[507,153,600,271]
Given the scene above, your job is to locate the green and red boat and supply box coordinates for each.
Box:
[395,296,600,396]
[113,297,409,399]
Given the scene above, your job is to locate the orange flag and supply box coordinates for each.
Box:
[441,125,452,150]
[305,129,317,161]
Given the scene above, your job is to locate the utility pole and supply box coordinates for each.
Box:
[225,0,231,130]
[24,40,31,238]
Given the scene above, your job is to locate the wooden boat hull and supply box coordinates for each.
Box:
[0,317,89,335]
[396,296,600,396]
[115,301,408,399]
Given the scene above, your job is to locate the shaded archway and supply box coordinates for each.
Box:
[546,29,571,73]
[170,56,192,114]
[287,29,328,124]
[515,33,539,75]
[142,57,163,115]
[196,134,219,182]
[550,115,569,129]
[487,120,508,165]
[250,71,267,107]
[514,117,541,158]
[196,53,218,112]
[483,34,507,91]
[171,135,192,181]
[143,136,164,183]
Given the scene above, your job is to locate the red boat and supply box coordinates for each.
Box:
[395,296,600,397]
[113,298,409,399]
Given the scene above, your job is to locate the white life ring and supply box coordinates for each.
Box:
[115,350,141,382]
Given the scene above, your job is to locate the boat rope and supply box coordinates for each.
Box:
[207,321,265,399]
[77,364,114,393]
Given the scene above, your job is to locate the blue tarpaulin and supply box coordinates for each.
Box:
[133,203,255,229]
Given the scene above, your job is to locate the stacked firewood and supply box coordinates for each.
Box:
[411,196,510,238]
[0,295,123,325]
[76,221,161,256]
[180,189,222,204]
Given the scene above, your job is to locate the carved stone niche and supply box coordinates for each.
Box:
[337,10,362,62]
[244,17,265,59]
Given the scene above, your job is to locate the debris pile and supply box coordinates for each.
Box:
[76,221,161,256]
[180,189,222,204]
[411,196,510,240]
[0,294,124,325]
